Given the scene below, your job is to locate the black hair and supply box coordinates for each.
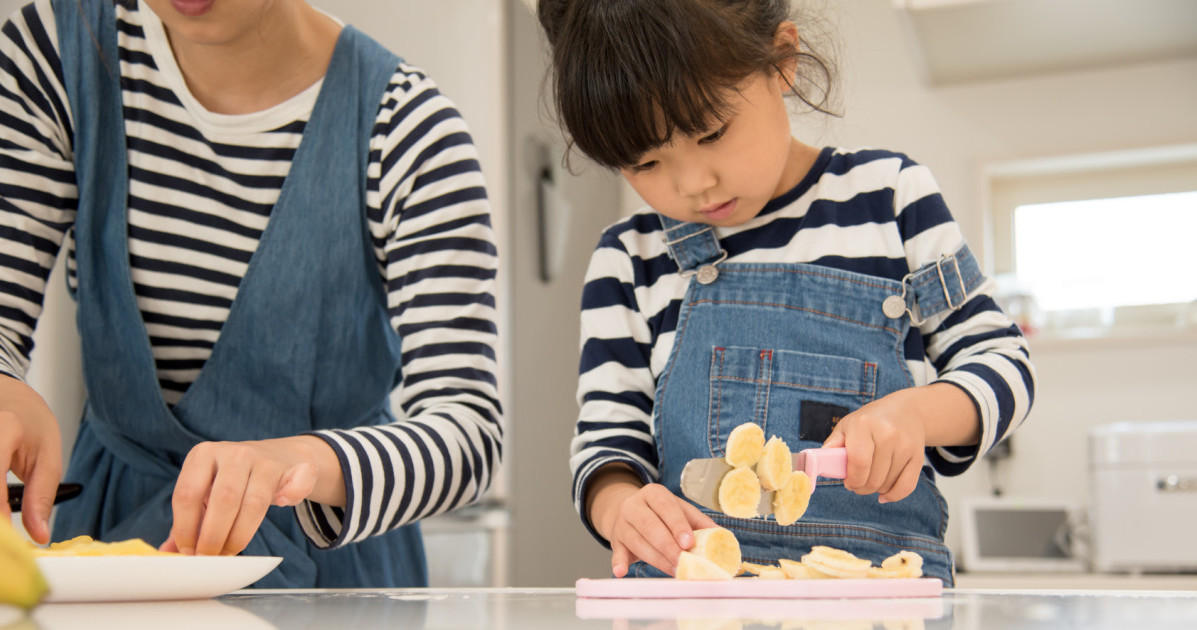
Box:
[538,0,837,169]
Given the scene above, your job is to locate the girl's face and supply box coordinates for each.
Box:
[619,69,805,228]
[141,0,279,46]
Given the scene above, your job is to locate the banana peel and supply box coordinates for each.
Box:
[0,519,48,610]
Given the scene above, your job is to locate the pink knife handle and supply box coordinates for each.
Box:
[797,447,847,480]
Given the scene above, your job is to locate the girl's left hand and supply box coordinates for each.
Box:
[162,436,340,555]
[821,388,929,504]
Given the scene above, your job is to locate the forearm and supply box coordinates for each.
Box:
[900,381,981,447]
[585,463,645,542]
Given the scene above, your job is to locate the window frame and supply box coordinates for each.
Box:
[982,144,1197,337]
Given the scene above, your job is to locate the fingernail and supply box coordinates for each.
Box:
[878,497,889,504]
[678,532,693,548]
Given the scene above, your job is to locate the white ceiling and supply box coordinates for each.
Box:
[893,0,1197,84]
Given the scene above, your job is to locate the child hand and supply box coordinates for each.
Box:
[822,388,930,504]
[595,481,718,577]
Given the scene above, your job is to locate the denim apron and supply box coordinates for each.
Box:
[629,214,984,585]
[49,0,427,587]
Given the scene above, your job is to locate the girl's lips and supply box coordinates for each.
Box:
[170,0,215,17]
[700,199,737,221]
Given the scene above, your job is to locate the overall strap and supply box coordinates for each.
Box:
[895,243,986,324]
[657,213,727,284]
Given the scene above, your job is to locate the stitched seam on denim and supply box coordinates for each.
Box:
[710,347,725,458]
[657,287,699,467]
[723,522,950,558]
[712,376,870,397]
[689,299,901,334]
[715,267,900,291]
[756,349,775,428]
[759,350,772,432]
[864,362,877,402]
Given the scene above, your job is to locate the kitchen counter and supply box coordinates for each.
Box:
[4,586,1197,629]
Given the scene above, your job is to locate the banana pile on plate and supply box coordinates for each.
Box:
[718,423,813,525]
[32,535,177,557]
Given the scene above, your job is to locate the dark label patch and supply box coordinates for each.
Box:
[799,401,851,443]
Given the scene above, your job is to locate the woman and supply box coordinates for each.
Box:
[0,0,502,587]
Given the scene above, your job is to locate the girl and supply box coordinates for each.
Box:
[0,0,501,587]
[539,0,1034,585]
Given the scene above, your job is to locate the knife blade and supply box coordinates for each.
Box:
[6,483,83,513]
[679,447,847,515]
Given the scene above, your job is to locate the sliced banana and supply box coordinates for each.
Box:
[777,557,816,579]
[756,566,787,580]
[718,466,762,519]
[800,545,872,579]
[724,423,765,468]
[868,550,924,579]
[739,561,771,576]
[690,527,742,577]
[772,470,813,526]
[676,550,734,580]
[755,435,793,491]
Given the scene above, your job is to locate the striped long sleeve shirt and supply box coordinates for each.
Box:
[571,147,1035,537]
[0,0,501,547]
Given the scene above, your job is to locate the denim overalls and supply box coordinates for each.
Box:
[628,214,984,585]
[49,0,426,587]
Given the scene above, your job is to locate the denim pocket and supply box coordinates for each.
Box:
[707,345,877,456]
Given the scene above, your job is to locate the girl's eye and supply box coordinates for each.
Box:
[630,160,658,173]
[699,124,729,145]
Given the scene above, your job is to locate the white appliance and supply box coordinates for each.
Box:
[1089,420,1197,573]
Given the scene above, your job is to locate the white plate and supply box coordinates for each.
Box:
[37,555,283,603]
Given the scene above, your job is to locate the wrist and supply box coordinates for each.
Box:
[586,464,643,541]
[913,382,981,447]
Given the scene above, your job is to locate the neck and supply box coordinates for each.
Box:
[165,4,340,115]
[775,138,820,197]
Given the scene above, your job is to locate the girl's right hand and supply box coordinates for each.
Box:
[592,478,718,578]
[0,375,63,544]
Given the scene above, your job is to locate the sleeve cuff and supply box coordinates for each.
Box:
[291,430,359,549]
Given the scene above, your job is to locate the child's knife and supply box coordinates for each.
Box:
[679,447,848,515]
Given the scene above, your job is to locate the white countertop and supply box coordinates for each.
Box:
[6,586,1197,630]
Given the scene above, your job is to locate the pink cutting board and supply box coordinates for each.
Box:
[575,577,942,599]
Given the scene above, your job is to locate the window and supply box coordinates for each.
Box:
[985,145,1197,337]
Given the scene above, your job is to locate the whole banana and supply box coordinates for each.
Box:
[0,519,48,610]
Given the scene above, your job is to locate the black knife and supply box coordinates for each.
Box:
[6,483,83,512]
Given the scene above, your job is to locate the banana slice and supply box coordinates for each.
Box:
[739,561,772,576]
[772,470,813,526]
[777,557,816,579]
[724,423,765,468]
[800,545,872,579]
[757,566,787,580]
[676,550,734,580]
[718,466,762,519]
[867,550,924,579]
[691,527,742,577]
[755,436,793,491]
[0,519,48,609]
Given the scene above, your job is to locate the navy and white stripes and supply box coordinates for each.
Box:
[0,0,501,547]
[571,147,1035,528]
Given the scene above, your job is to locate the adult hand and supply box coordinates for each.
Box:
[163,435,343,556]
[0,375,63,544]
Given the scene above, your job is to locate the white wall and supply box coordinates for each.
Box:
[794,1,1197,558]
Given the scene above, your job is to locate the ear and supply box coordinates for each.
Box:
[772,21,801,89]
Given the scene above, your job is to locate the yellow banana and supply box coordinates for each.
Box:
[0,520,48,610]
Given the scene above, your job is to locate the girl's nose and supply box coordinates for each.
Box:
[674,160,717,198]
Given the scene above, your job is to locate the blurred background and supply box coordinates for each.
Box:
[6,0,1197,588]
